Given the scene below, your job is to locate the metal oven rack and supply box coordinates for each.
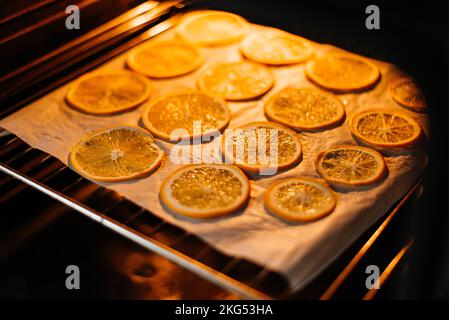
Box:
[0,0,422,299]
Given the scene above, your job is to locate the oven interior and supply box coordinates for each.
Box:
[0,0,447,300]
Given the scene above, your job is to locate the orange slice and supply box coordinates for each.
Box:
[198,62,274,101]
[142,90,230,141]
[126,41,203,78]
[315,145,386,188]
[389,77,426,112]
[160,164,250,219]
[177,11,247,46]
[66,71,152,115]
[241,30,313,65]
[264,87,345,130]
[70,126,164,182]
[221,121,302,173]
[350,110,422,149]
[264,178,336,222]
[305,53,380,92]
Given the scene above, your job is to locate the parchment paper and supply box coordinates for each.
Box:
[0,20,429,291]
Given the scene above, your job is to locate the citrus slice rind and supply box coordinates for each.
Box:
[197,62,274,101]
[389,77,426,112]
[70,126,164,182]
[221,121,302,173]
[176,11,247,46]
[305,53,380,93]
[126,41,204,78]
[315,145,386,188]
[241,30,313,65]
[142,90,231,142]
[350,110,422,149]
[160,164,250,219]
[264,178,336,222]
[264,87,345,131]
[66,71,152,115]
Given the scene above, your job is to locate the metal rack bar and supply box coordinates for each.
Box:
[320,180,422,300]
[16,153,52,173]
[3,1,99,47]
[0,136,19,150]
[123,207,147,224]
[0,0,59,26]
[3,147,33,165]
[0,136,273,300]
[33,161,67,183]
[0,138,26,159]
[0,162,271,299]
[362,241,412,300]
[102,196,126,215]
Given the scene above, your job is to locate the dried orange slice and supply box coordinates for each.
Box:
[221,122,302,173]
[305,53,380,92]
[70,126,164,182]
[160,164,250,219]
[66,71,152,114]
[177,10,247,46]
[127,41,203,78]
[241,30,313,65]
[198,62,274,101]
[264,178,336,222]
[315,145,386,188]
[350,110,422,149]
[264,87,345,131]
[142,90,230,141]
[389,77,426,112]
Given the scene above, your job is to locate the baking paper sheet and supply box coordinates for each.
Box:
[0,20,429,291]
